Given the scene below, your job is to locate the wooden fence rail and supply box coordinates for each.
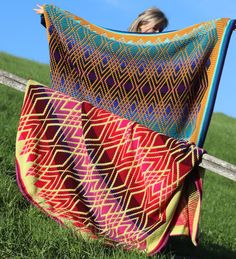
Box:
[1,69,236,182]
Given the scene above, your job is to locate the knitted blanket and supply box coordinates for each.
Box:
[16,81,204,254]
[15,4,235,255]
[43,5,235,147]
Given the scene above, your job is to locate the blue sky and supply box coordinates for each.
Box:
[1,1,235,118]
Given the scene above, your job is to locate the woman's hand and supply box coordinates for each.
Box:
[33,4,44,14]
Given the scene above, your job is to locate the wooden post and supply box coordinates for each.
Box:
[0,69,27,92]
[200,154,236,181]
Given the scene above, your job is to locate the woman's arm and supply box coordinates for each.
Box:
[33,4,46,28]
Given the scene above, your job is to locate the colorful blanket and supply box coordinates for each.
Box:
[43,5,235,147]
[15,4,235,255]
[16,81,204,254]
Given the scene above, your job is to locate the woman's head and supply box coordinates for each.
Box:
[128,7,168,33]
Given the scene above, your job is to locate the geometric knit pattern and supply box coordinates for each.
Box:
[43,5,236,147]
[16,83,205,254]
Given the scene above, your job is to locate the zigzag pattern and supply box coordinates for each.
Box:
[43,5,228,144]
[16,83,204,252]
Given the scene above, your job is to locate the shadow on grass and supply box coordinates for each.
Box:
[163,236,236,259]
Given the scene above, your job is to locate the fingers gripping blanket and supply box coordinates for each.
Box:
[16,4,235,255]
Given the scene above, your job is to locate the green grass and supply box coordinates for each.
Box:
[0,52,236,258]
[0,52,50,86]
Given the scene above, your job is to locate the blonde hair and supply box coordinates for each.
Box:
[128,7,168,32]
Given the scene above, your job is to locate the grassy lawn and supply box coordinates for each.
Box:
[0,52,235,258]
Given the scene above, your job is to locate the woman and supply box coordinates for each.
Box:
[34,4,168,33]
[128,7,168,33]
